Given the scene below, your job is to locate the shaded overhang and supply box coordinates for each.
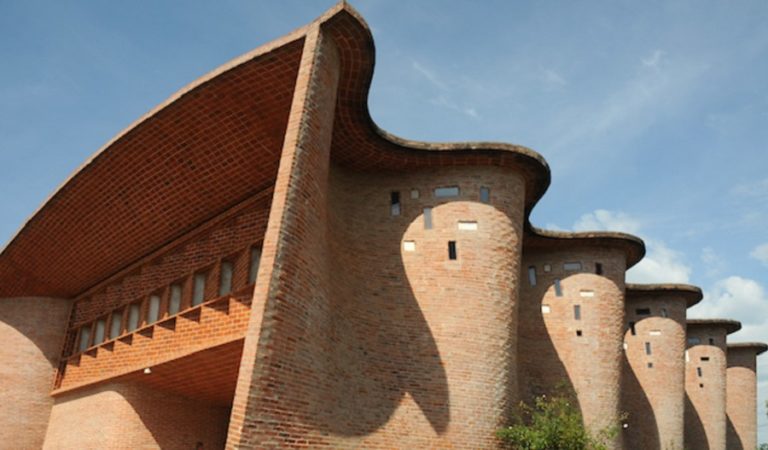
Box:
[727,342,768,355]
[626,283,703,308]
[0,3,577,298]
[687,318,742,335]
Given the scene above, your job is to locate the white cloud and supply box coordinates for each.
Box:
[689,276,768,327]
[731,178,768,198]
[542,69,567,88]
[700,246,725,277]
[750,243,768,266]
[571,209,690,283]
[642,49,666,68]
[412,60,448,91]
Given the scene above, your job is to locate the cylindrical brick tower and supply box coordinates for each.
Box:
[685,319,742,450]
[621,284,701,450]
[0,297,72,449]
[519,232,643,450]
[725,342,767,450]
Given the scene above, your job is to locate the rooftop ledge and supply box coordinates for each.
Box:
[687,318,742,335]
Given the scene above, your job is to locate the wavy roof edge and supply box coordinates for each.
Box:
[626,283,703,307]
[687,318,742,335]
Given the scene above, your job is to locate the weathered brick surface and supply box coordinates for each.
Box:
[725,344,765,450]
[685,321,737,450]
[0,297,71,450]
[621,287,697,450]
[519,248,627,448]
[43,381,229,449]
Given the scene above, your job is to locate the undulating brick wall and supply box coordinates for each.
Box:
[0,297,71,450]
[518,248,626,448]
[43,381,229,449]
[726,346,759,450]
[685,324,728,450]
[622,291,688,450]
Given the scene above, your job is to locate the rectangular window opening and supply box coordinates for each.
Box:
[423,208,433,229]
[576,330,583,337]
[168,283,182,316]
[701,356,710,362]
[708,337,715,345]
[595,262,603,275]
[645,342,652,355]
[543,263,552,273]
[579,290,595,298]
[635,308,651,316]
[109,310,123,340]
[647,362,653,369]
[699,383,704,388]
[697,367,703,377]
[574,305,581,320]
[480,187,490,203]
[390,191,401,216]
[528,266,537,286]
[94,319,106,345]
[219,261,234,296]
[249,247,262,285]
[660,308,669,318]
[435,186,460,198]
[541,304,551,314]
[403,240,416,252]
[192,272,207,306]
[563,262,582,271]
[448,241,457,260]
[127,303,141,332]
[410,189,420,199]
[629,321,636,336]
[458,221,478,231]
[688,337,701,345]
[649,330,662,336]
[554,279,563,297]
[147,294,161,324]
[77,326,91,353]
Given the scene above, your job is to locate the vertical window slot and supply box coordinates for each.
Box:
[93,319,106,345]
[595,262,603,275]
[147,295,161,324]
[127,303,141,332]
[697,367,703,377]
[528,266,537,286]
[554,279,563,297]
[193,272,207,306]
[168,284,182,315]
[109,310,123,340]
[423,208,433,230]
[645,342,652,355]
[448,241,457,260]
[78,327,91,352]
[480,187,490,203]
[574,305,581,320]
[219,261,234,296]
[390,191,401,216]
[629,321,636,336]
[249,247,262,285]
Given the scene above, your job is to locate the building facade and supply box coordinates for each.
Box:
[0,4,764,450]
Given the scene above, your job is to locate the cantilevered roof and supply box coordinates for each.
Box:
[626,283,703,308]
[687,318,742,335]
[0,3,644,298]
[727,342,768,355]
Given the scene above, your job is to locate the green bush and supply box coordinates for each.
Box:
[497,387,621,450]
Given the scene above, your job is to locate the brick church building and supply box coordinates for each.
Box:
[0,3,763,449]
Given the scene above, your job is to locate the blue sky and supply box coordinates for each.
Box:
[2,0,767,441]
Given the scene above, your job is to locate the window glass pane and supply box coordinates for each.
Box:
[249,247,262,284]
[147,295,161,323]
[127,304,141,332]
[410,189,419,199]
[109,311,123,339]
[434,186,460,197]
[423,208,433,229]
[645,342,652,355]
[688,337,701,345]
[169,284,182,315]
[563,262,582,271]
[219,261,234,296]
[574,305,581,320]
[78,327,91,352]
[390,192,401,216]
[94,319,106,345]
[528,266,537,286]
[193,273,206,306]
[480,187,490,203]
[554,279,563,297]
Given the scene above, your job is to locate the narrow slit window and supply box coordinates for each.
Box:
[390,191,401,216]
[249,247,262,284]
[448,241,457,260]
[635,308,651,316]
[595,262,603,275]
[686,351,690,362]
[528,266,537,286]
[193,272,207,306]
[219,261,234,296]
[435,186,460,198]
[697,367,703,377]
[629,321,636,335]
[554,279,563,297]
[563,262,582,271]
[168,283,182,315]
[77,326,91,352]
[574,305,581,320]
[708,337,715,345]
[94,319,106,345]
[109,310,123,340]
[645,342,652,355]
[423,208,433,229]
[410,189,420,199]
[147,295,161,324]
[480,187,490,203]
[127,303,141,332]
[660,308,669,318]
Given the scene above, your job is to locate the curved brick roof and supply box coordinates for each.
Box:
[626,283,703,308]
[727,342,768,355]
[687,318,742,335]
[0,2,644,298]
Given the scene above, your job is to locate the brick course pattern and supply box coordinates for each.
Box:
[0,3,764,450]
[726,343,767,450]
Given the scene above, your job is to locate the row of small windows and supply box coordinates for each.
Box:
[403,240,459,260]
[390,186,491,216]
[527,261,603,287]
[74,247,262,354]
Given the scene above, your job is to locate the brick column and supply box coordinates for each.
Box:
[0,297,72,449]
[226,23,341,448]
[725,343,767,450]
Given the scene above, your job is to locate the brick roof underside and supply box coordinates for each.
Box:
[0,5,643,298]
